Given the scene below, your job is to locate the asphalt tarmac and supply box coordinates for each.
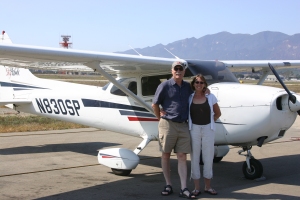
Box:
[0,117,299,200]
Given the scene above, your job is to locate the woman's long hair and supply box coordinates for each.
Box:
[190,74,208,92]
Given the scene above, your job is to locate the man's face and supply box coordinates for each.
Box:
[172,65,185,80]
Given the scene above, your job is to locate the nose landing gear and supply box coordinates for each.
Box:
[238,146,263,180]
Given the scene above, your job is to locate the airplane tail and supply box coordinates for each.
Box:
[1,30,13,44]
[0,66,36,107]
[0,65,96,107]
[0,31,16,108]
[0,66,14,108]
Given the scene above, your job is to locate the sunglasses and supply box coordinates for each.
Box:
[173,67,184,71]
[195,81,204,84]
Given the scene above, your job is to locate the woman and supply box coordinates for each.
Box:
[188,74,221,196]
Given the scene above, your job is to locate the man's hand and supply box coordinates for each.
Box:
[152,104,161,120]
[204,87,210,95]
[160,108,166,117]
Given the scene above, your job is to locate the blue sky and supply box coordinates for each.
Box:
[2,0,300,52]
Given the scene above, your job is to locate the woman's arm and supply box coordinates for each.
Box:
[213,103,221,121]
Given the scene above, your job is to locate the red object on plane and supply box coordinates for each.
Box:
[2,31,5,35]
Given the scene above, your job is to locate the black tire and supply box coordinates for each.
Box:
[242,159,263,180]
[213,156,223,163]
[111,168,132,176]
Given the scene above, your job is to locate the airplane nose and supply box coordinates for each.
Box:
[267,63,300,115]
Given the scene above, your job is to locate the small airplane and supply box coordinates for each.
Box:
[0,31,299,179]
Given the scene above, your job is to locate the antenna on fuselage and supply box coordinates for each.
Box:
[164,48,180,59]
[128,45,143,56]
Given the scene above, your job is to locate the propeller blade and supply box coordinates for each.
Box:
[268,63,296,104]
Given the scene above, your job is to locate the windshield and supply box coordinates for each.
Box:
[185,60,239,84]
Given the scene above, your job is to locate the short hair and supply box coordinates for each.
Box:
[190,74,208,91]
[171,61,187,70]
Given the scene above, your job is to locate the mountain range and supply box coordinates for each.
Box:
[118,31,300,60]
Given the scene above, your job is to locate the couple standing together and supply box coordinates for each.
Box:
[152,61,221,199]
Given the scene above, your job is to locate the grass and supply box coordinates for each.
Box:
[0,116,88,133]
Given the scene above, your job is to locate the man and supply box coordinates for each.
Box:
[152,61,196,198]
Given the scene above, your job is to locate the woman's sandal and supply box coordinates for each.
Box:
[204,188,217,195]
[191,189,201,196]
[179,188,196,199]
[161,185,173,196]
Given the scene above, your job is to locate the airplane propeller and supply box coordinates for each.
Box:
[268,63,300,115]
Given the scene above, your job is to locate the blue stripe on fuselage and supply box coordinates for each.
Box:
[81,98,148,112]
[119,110,155,117]
[0,81,47,90]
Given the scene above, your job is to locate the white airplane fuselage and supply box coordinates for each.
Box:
[1,33,300,178]
[8,68,297,148]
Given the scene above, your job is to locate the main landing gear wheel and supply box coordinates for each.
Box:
[242,158,263,180]
[111,168,132,176]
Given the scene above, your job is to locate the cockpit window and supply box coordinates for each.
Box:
[110,78,137,96]
[200,68,238,85]
[141,74,171,96]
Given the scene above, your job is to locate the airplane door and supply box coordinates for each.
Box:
[140,74,171,106]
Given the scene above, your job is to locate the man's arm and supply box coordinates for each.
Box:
[152,104,161,120]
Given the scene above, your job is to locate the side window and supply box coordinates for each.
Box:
[110,78,137,96]
[141,74,171,96]
[127,81,137,95]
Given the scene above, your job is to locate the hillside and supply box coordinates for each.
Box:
[118,31,300,60]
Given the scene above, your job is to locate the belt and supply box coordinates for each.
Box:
[163,118,187,123]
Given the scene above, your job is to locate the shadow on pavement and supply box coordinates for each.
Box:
[36,153,300,200]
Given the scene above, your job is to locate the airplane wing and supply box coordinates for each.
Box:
[0,43,183,75]
[220,60,300,75]
[1,43,300,75]
[221,60,300,68]
[0,43,186,113]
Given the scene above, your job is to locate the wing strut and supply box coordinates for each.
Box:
[86,62,154,114]
[257,68,271,85]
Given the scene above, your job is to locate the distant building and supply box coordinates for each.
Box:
[265,75,284,82]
